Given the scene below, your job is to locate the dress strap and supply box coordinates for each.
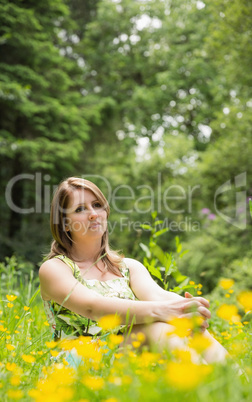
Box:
[53,255,78,276]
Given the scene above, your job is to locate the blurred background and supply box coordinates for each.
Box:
[0,0,251,292]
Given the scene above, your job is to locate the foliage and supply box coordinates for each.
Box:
[139,211,189,291]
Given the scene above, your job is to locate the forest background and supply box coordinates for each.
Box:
[0,0,252,294]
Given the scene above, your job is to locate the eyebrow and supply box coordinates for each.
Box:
[72,199,100,209]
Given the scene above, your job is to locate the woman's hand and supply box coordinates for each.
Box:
[183,291,210,331]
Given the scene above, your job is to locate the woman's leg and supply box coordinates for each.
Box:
[124,322,228,364]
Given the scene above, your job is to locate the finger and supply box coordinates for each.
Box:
[185,292,193,298]
[198,306,211,319]
[196,297,210,308]
[182,300,201,312]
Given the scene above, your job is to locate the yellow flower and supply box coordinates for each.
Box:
[189,281,195,285]
[216,304,240,322]
[136,332,146,343]
[23,306,30,311]
[6,335,11,340]
[188,333,212,354]
[45,341,58,349]
[44,321,49,326]
[50,350,59,357]
[0,325,7,332]
[15,315,20,319]
[22,354,36,363]
[166,361,212,390]
[219,278,234,290]
[107,334,124,346]
[132,341,141,348]
[7,303,14,308]
[6,295,17,302]
[225,294,231,298]
[10,375,21,386]
[97,314,121,330]
[104,399,118,402]
[82,376,104,390]
[167,317,193,337]
[6,362,17,372]
[7,390,23,400]
[237,291,252,311]
[6,344,15,351]
[197,291,202,295]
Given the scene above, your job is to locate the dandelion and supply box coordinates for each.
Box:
[82,376,104,390]
[45,341,58,349]
[22,354,36,363]
[10,375,21,386]
[6,344,15,351]
[188,333,212,354]
[104,399,118,402]
[98,314,121,330]
[216,304,240,322]
[7,303,14,308]
[132,341,141,348]
[166,361,212,390]
[7,390,23,400]
[107,333,124,346]
[167,317,193,337]
[219,278,235,290]
[6,295,17,302]
[50,350,59,357]
[24,306,30,311]
[237,291,252,311]
[6,362,17,372]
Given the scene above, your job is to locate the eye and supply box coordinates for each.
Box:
[93,202,102,209]
[75,206,85,213]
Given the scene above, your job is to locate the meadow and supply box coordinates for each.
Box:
[1,254,252,402]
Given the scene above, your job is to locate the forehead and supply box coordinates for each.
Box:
[68,188,97,207]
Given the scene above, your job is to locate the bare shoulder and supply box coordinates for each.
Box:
[39,257,74,300]
[39,257,73,280]
[123,258,149,274]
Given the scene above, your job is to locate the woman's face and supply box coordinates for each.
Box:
[65,188,107,242]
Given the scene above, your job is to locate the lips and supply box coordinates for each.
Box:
[89,222,102,229]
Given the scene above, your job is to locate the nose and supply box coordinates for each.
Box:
[88,206,98,220]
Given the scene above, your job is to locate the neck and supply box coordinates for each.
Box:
[70,238,102,264]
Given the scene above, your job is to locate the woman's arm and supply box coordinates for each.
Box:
[125,257,210,315]
[39,258,210,325]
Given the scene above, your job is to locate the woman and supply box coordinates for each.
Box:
[39,177,227,363]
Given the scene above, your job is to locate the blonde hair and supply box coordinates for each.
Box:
[46,177,123,275]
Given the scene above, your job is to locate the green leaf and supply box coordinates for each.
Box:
[249,199,252,219]
[154,220,163,226]
[153,228,169,238]
[140,224,153,231]
[145,262,163,281]
[139,243,151,259]
[151,211,157,220]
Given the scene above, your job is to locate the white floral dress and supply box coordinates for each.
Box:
[43,255,136,339]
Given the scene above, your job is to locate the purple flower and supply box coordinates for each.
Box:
[207,213,216,220]
[201,208,211,215]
